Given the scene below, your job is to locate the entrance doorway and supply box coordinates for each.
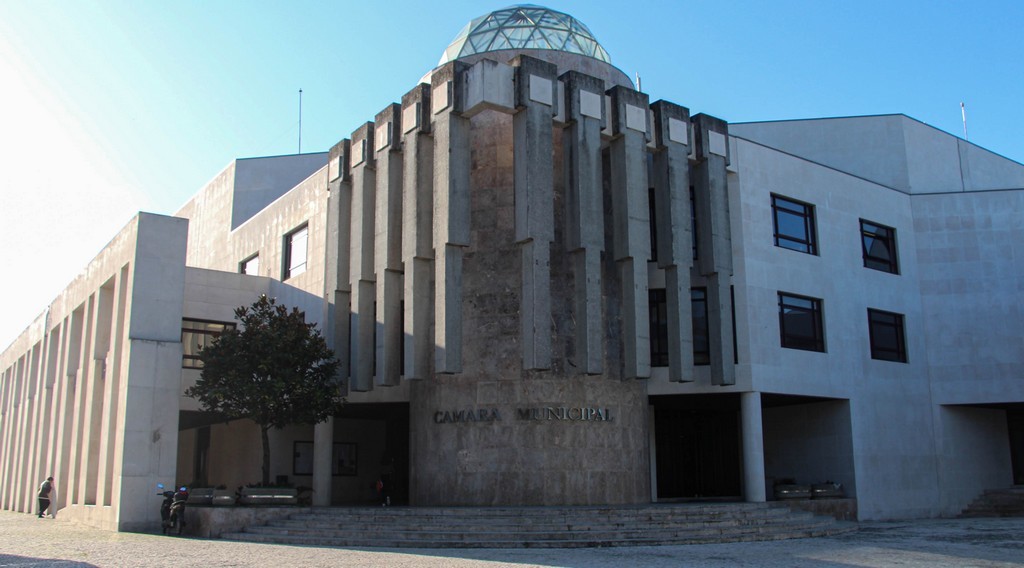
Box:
[651,394,741,500]
[1009,409,1024,485]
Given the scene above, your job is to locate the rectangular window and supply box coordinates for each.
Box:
[284,224,308,280]
[649,289,669,367]
[690,185,698,260]
[181,319,235,369]
[648,187,658,262]
[649,288,711,367]
[868,308,907,362]
[240,254,259,275]
[692,288,710,365]
[861,219,899,274]
[778,292,825,352]
[772,194,817,255]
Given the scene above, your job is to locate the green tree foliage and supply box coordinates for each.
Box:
[185,295,343,485]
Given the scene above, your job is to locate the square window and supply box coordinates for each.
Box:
[181,319,235,369]
[240,254,259,275]
[861,220,899,274]
[778,292,825,352]
[868,309,907,362]
[772,195,817,255]
[284,224,308,280]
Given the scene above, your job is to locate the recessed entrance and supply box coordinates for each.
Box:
[650,394,742,500]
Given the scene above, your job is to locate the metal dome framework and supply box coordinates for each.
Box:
[438,5,611,65]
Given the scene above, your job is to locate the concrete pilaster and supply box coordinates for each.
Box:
[400,84,434,380]
[312,417,333,506]
[741,391,767,502]
[607,85,652,380]
[561,71,606,375]
[374,104,404,388]
[325,139,352,391]
[651,101,695,382]
[692,114,735,386]
[513,56,557,370]
[348,123,377,392]
[431,62,471,374]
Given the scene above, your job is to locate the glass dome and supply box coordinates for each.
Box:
[438,4,611,65]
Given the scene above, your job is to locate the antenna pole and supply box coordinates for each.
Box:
[298,89,303,154]
[960,102,968,142]
[635,72,641,92]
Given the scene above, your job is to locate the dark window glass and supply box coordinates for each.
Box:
[861,220,899,274]
[868,309,907,362]
[692,288,710,365]
[240,254,259,275]
[648,187,658,262]
[690,185,698,260]
[181,319,235,369]
[649,289,669,367]
[772,195,817,255]
[778,292,825,352]
[284,224,308,280]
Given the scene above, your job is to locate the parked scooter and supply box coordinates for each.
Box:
[157,483,189,535]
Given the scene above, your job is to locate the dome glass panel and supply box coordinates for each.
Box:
[438,4,611,65]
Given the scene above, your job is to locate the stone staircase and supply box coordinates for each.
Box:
[220,502,856,548]
[960,487,1024,517]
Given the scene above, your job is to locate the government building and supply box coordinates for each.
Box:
[2,5,1023,532]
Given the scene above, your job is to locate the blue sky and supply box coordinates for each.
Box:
[1,0,1021,348]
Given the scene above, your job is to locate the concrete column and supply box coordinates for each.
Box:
[401,84,434,380]
[512,56,557,370]
[692,114,735,386]
[69,298,95,505]
[312,417,333,506]
[651,101,695,382]
[560,70,606,374]
[325,138,352,391]
[99,265,129,506]
[348,123,377,392]
[431,62,471,374]
[607,85,652,380]
[374,103,404,388]
[741,391,767,502]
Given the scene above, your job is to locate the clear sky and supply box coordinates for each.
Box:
[1,0,1021,349]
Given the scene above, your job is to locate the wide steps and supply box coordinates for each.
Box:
[960,487,1024,517]
[220,503,855,548]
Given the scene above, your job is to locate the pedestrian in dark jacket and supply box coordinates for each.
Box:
[37,477,54,518]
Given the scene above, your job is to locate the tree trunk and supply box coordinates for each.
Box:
[261,425,271,486]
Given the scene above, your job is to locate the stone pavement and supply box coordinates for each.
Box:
[0,510,1022,567]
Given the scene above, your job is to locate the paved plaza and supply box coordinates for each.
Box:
[1,511,1022,567]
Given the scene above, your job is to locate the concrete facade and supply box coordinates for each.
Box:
[2,5,1023,531]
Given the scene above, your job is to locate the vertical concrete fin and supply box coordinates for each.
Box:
[431,62,470,374]
[401,84,435,380]
[607,85,651,380]
[651,100,695,382]
[692,113,735,386]
[348,122,377,392]
[561,70,606,374]
[513,56,557,371]
[374,104,404,388]
[325,139,352,389]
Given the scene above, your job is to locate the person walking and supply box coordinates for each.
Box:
[37,477,54,518]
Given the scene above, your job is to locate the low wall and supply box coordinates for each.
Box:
[186,506,311,538]
[781,498,858,521]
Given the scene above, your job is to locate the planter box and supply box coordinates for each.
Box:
[212,489,236,506]
[187,488,214,505]
[239,487,298,506]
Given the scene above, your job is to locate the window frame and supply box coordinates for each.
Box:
[860,219,899,274]
[691,287,710,366]
[772,194,818,255]
[239,253,259,275]
[181,318,236,369]
[283,224,309,280]
[867,308,907,362]
[778,292,825,352]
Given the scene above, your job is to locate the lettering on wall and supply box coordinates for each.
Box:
[433,406,613,424]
